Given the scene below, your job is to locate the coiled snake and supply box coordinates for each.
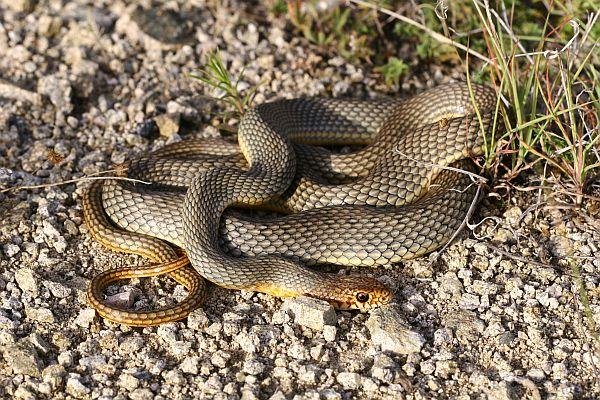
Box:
[82,82,498,326]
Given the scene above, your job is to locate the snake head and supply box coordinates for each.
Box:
[320,275,395,311]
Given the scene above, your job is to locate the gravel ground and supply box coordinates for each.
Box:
[1,1,599,399]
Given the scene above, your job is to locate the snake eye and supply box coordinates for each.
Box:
[356,292,370,303]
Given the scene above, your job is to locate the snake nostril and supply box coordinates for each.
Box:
[356,292,370,303]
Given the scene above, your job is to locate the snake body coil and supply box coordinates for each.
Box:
[84,82,498,325]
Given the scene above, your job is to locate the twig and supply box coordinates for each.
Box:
[394,150,488,183]
[346,0,493,64]
[429,181,484,265]
[1,174,150,194]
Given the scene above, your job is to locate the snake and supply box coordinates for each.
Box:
[83,82,499,326]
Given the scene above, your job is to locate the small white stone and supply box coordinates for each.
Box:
[336,372,361,389]
[25,307,55,323]
[57,351,74,367]
[3,243,20,257]
[243,359,265,376]
[323,325,337,342]
[118,374,139,391]
[74,308,96,328]
[66,377,90,397]
[181,356,200,374]
[15,268,38,295]
[459,293,480,310]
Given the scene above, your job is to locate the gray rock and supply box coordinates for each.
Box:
[105,291,135,309]
[187,308,210,330]
[459,293,480,310]
[157,323,178,343]
[371,353,396,383]
[37,15,62,37]
[129,5,194,45]
[503,206,523,227]
[13,385,36,400]
[37,74,72,112]
[79,355,108,370]
[493,228,513,243]
[287,343,308,360]
[3,243,20,257]
[57,350,74,367]
[282,296,337,330]
[43,280,71,298]
[211,351,230,368]
[366,305,425,354]
[2,341,43,377]
[298,365,319,384]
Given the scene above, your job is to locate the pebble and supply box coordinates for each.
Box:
[2,341,43,377]
[66,376,90,398]
[28,332,52,354]
[37,74,72,112]
[187,308,210,330]
[43,280,71,298]
[129,388,155,400]
[74,308,96,328]
[14,267,38,295]
[366,305,425,354]
[323,325,337,342]
[4,0,35,12]
[3,243,20,257]
[118,336,144,353]
[42,364,66,389]
[243,358,266,375]
[154,113,180,138]
[57,351,74,367]
[282,296,337,330]
[320,389,342,400]
[181,356,200,374]
[25,306,55,323]
[118,374,139,391]
[459,293,481,310]
[211,351,231,368]
[163,369,186,386]
[336,372,362,389]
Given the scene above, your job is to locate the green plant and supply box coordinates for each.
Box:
[467,1,599,202]
[285,0,376,61]
[190,49,260,118]
[375,57,409,87]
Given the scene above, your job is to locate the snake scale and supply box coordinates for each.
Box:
[82,82,498,326]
